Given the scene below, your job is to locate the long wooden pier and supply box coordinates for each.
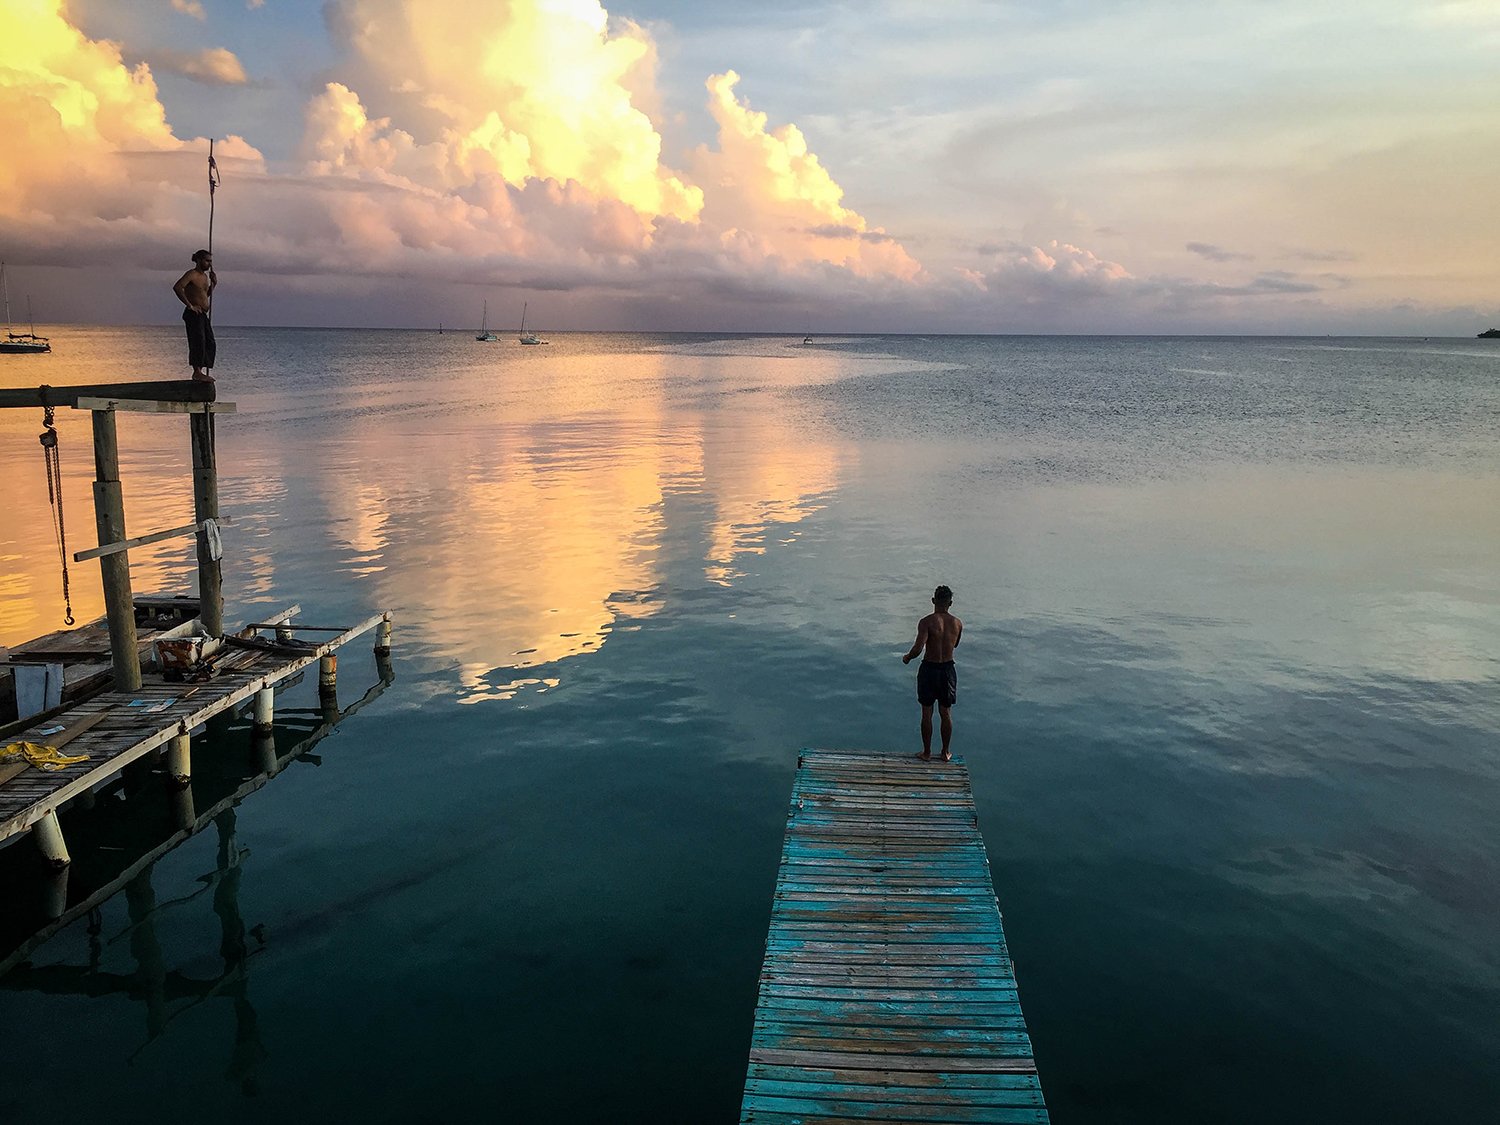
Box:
[741,750,1049,1124]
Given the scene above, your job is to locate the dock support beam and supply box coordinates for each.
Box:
[253,686,274,734]
[166,732,192,785]
[190,411,224,637]
[91,408,142,692]
[33,808,71,868]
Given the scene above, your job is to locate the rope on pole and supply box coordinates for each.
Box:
[38,392,74,625]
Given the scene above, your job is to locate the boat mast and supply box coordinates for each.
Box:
[1,262,11,333]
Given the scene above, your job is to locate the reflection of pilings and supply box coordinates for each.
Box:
[170,780,196,831]
[252,729,277,775]
[42,866,69,921]
[1,660,396,978]
[125,866,168,1039]
[213,810,268,1092]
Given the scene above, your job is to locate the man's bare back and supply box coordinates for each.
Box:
[909,609,962,663]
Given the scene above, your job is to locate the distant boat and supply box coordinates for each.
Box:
[802,335,813,346]
[518,302,545,345]
[475,300,497,342]
[0,262,50,355]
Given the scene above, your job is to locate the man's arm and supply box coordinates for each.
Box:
[207,270,217,296]
[955,618,962,649]
[902,619,929,664]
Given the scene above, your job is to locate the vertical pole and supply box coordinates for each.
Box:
[33,808,71,867]
[253,685,274,733]
[92,408,141,692]
[190,410,224,637]
[167,731,192,785]
[318,653,338,723]
[374,615,392,656]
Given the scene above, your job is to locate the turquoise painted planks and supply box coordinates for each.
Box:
[740,750,1049,1124]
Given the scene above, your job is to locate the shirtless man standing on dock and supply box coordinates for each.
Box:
[903,585,962,761]
[173,249,217,382]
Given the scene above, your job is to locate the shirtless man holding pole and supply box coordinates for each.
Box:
[902,585,963,761]
[173,249,217,382]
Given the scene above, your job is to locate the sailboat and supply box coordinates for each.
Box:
[0,262,51,354]
[518,301,545,345]
[475,300,498,342]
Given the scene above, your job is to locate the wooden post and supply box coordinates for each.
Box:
[253,685,274,734]
[374,615,392,656]
[318,653,338,722]
[167,732,192,784]
[189,411,224,637]
[91,408,141,692]
[33,808,71,868]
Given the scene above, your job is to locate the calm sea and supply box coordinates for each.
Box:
[1,328,1497,1122]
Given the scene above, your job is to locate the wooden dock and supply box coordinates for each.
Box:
[741,750,1049,1124]
[0,611,390,862]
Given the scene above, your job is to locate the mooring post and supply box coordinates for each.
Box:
[166,732,192,785]
[318,653,338,722]
[253,685,274,733]
[374,614,392,656]
[91,407,142,692]
[33,808,71,868]
[189,411,224,637]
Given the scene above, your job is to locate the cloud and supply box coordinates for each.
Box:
[690,70,923,282]
[171,0,205,19]
[150,47,249,85]
[973,239,1133,298]
[1186,241,1253,263]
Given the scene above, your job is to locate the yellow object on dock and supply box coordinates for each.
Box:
[741,749,1049,1123]
[0,742,90,771]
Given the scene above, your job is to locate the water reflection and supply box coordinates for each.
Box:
[4,333,858,707]
[0,656,393,1089]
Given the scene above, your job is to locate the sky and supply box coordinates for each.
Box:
[1,0,1496,334]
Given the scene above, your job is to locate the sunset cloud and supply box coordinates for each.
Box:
[150,46,250,86]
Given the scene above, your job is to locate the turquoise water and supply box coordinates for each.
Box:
[1,330,1498,1121]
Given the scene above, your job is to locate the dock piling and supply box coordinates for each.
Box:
[90,408,141,692]
[166,732,192,785]
[33,808,71,868]
[189,411,223,637]
[374,615,392,656]
[252,686,274,734]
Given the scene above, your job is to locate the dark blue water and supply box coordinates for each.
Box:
[2,331,1498,1121]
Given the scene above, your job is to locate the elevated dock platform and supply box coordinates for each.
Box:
[741,749,1049,1124]
[1,612,390,861]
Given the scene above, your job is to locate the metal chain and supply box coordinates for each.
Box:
[39,404,75,625]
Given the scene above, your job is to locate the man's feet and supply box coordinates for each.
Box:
[191,371,216,383]
[941,750,953,762]
[915,750,931,761]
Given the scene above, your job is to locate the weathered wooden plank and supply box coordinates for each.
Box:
[742,750,1048,1123]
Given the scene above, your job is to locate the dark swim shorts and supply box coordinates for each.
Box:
[916,660,957,707]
